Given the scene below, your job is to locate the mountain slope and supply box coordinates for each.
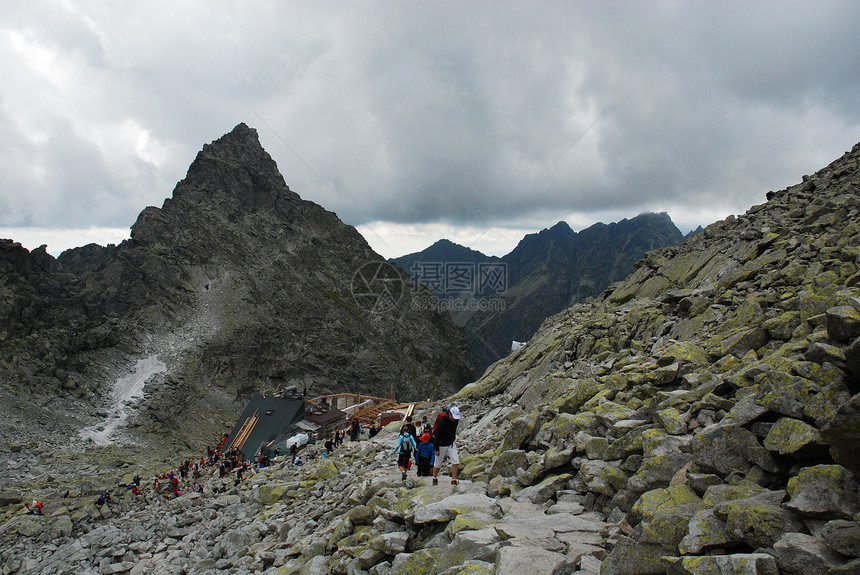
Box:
[0,123,474,464]
[450,142,860,573]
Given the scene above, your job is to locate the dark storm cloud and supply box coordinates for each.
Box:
[1,1,858,257]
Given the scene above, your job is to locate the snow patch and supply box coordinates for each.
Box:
[79,355,167,446]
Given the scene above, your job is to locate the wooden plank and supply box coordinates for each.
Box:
[226,410,259,452]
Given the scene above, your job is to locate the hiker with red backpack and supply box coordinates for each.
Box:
[432,406,461,485]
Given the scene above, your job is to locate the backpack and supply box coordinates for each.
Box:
[400,433,413,455]
[431,410,447,438]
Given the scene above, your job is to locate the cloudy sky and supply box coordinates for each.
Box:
[2,1,859,258]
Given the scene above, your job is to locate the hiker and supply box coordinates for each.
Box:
[432,406,461,485]
[350,419,361,441]
[393,425,418,480]
[26,499,43,515]
[421,415,432,435]
[324,438,334,453]
[416,433,435,476]
[404,416,418,441]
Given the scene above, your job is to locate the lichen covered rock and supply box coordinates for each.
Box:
[762,417,822,455]
[785,464,860,519]
[631,485,703,547]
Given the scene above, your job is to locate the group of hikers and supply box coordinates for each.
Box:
[24,405,462,517]
[392,406,461,485]
[100,435,264,507]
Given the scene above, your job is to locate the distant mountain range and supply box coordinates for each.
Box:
[392,213,687,373]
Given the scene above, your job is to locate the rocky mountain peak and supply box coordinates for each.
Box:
[547,220,574,234]
[130,123,303,252]
[199,122,261,161]
[0,124,474,473]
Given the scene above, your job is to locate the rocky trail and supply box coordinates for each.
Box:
[0,422,616,575]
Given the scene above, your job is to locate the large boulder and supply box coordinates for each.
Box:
[820,395,860,477]
[689,424,777,475]
[785,464,860,519]
[655,407,689,435]
[820,519,860,557]
[602,535,668,575]
[713,490,804,548]
[577,459,629,497]
[489,450,530,477]
[631,485,703,548]
[390,548,442,575]
[755,371,820,420]
[706,327,768,360]
[410,492,500,525]
[627,431,693,493]
[512,473,572,505]
[762,417,823,456]
[763,311,802,340]
[434,528,501,573]
[771,532,850,575]
[664,553,779,575]
[495,545,575,575]
[0,489,24,506]
[826,305,860,342]
[500,413,539,451]
[678,509,735,555]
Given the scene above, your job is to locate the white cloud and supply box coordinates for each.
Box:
[358,221,536,260]
[0,1,858,257]
[0,227,129,257]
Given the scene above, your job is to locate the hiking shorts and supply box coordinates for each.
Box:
[434,444,459,467]
[397,452,412,468]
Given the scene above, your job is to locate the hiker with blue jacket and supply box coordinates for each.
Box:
[416,433,436,476]
[393,425,418,480]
